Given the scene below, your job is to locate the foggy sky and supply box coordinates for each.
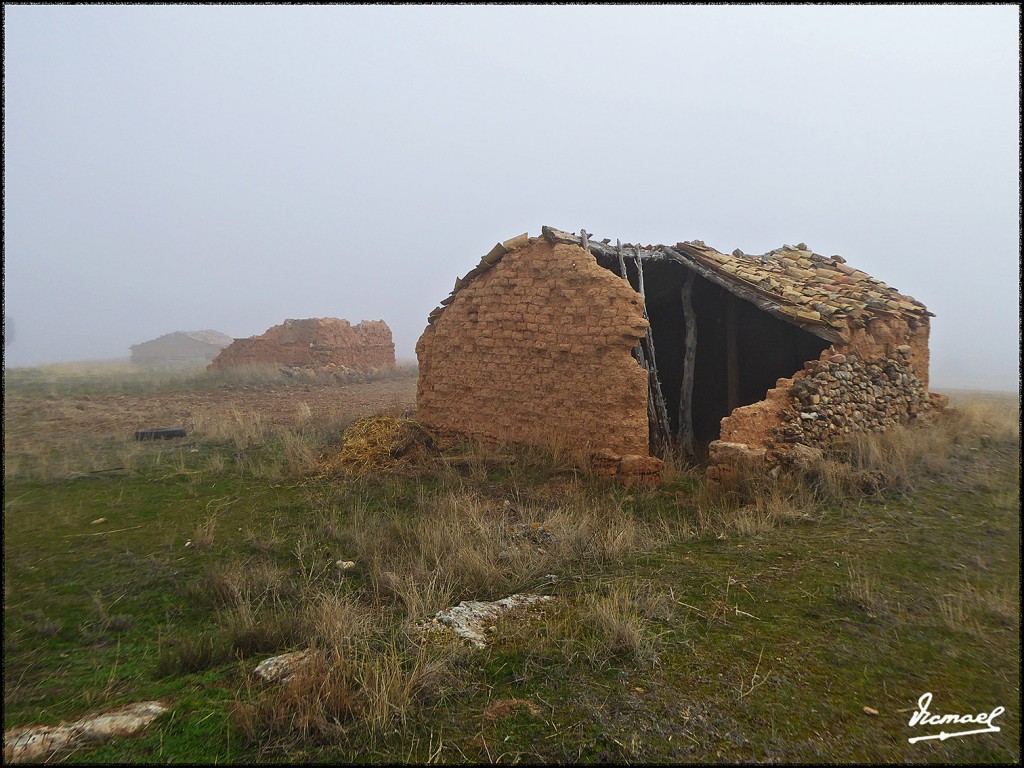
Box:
[3,5,1020,390]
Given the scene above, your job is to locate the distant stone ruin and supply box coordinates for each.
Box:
[208,318,395,376]
[130,330,233,367]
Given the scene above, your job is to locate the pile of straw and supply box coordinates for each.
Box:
[324,416,435,475]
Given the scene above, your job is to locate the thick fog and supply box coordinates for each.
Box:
[3,5,1019,390]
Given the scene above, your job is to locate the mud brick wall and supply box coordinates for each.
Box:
[346,320,396,370]
[416,238,651,456]
[209,318,395,372]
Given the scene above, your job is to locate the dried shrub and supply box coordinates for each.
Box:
[536,582,663,668]
[346,489,665,622]
[233,637,455,743]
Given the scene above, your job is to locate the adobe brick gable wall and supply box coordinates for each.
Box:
[416,238,651,456]
[209,318,395,372]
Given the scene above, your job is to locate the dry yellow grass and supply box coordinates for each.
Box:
[690,391,1019,535]
[936,580,1020,634]
[3,369,416,481]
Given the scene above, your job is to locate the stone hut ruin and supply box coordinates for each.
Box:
[209,318,395,376]
[416,227,938,483]
[130,330,233,367]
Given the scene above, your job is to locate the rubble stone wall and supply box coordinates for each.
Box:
[771,348,927,451]
[209,318,395,372]
[416,238,651,456]
[835,315,930,390]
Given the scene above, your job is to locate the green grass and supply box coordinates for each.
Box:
[3,396,1019,763]
[3,359,419,396]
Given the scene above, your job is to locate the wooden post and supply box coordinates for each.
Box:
[615,241,673,456]
[677,270,696,455]
[616,239,628,283]
[617,242,643,365]
[634,252,672,453]
[726,292,740,413]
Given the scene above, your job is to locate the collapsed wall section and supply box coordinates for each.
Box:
[708,315,933,484]
[416,238,651,456]
[209,318,395,372]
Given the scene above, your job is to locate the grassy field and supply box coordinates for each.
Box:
[2,359,419,397]
[3,367,1019,763]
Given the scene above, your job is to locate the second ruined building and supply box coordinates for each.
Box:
[210,318,395,375]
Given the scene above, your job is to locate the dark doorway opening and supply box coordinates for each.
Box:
[606,258,831,449]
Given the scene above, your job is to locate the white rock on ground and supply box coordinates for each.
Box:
[421,594,555,648]
[4,701,168,763]
[253,649,311,683]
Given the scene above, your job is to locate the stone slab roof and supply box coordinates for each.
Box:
[181,329,235,346]
[426,227,932,344]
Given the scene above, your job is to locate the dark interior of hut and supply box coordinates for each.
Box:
[603,257,831,453]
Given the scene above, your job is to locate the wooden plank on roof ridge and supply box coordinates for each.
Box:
[542,225,624,264]
[541,225,570,242]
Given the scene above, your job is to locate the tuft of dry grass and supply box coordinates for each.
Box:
[219,600,310,659]
[232,590,455,743]
[580,584,663,665]
[945,391,1020,444]
[279,431,322,478]
[843,559,884,617]
[713,485,812,536]
[190,514,218,550]
[369,569,459,624]
[195,560,298,608]
[353,639,456,734]
[936,580,1020,635]
[846,424,953,490]
[191,408,269,452]
[344,488,666,621]
[308,591,375,650]
[233,643,454,743]
[156,632,234,677]
[531,581,665,668]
